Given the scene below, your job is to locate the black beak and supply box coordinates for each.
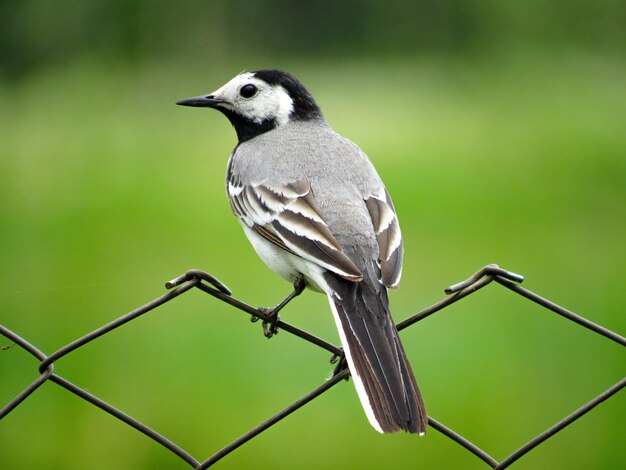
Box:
[176,94,225,107]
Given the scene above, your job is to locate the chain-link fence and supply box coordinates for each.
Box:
[1,264,625,468]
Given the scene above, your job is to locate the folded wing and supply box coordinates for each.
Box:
[365,188,403,289]
[228,178,363,282]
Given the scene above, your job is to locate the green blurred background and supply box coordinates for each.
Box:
[1,1,625,469]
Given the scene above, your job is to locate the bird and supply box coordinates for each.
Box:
[176,70,427,435]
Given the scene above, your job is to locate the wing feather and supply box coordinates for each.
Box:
[228,178,363,281]
[365,189,403,288]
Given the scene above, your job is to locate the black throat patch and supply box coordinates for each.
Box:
[216,107,277,143]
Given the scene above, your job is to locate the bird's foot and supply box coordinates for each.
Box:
[257,307,280,339]
[330,351,350,381]
[253,278,306,339]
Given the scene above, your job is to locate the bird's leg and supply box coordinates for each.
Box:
[254,277,306,339]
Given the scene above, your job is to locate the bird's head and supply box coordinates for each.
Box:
[177,70,323,142]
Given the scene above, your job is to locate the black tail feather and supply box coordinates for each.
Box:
[325,271,427,434]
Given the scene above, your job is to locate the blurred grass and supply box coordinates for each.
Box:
[0,53,625,469]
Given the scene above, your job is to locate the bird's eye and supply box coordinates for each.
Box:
[239,84,258,99]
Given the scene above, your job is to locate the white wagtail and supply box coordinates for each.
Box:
[177,70,427,434]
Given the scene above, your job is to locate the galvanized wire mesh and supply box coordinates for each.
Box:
[1,264,624,468]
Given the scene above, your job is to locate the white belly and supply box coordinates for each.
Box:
[241,222,328,293]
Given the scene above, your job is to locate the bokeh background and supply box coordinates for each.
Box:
[1,1,624,469]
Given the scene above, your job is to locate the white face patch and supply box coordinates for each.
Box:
[210,73,295,127]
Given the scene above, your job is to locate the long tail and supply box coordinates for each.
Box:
[324,271,427,434]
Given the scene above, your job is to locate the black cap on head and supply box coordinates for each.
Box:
[253,70,323,122]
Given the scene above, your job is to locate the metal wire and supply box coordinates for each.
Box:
[1,264,624,468]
